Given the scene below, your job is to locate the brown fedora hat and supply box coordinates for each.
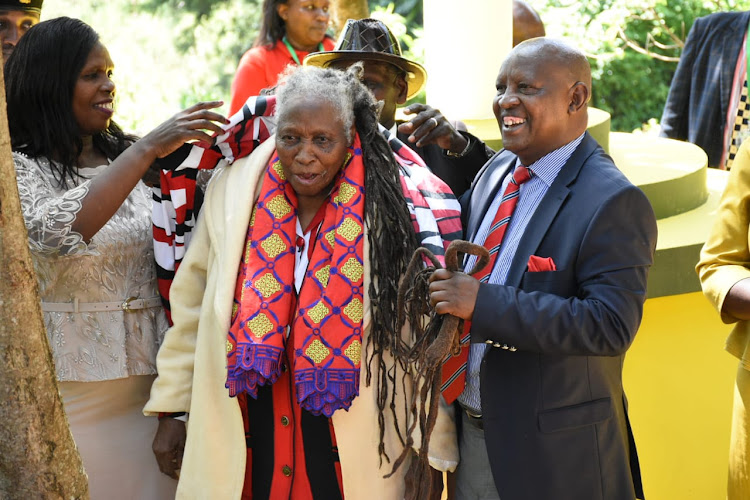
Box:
[303,18,427,100]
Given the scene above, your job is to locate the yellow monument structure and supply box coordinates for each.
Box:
[423,1,734,498]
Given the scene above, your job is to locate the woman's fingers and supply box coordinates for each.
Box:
[182,100,225,114]
[182,118,226,135]
[145,102,230,157]
[184,109,229,126]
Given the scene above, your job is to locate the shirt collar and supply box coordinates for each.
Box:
[525,132,585,187]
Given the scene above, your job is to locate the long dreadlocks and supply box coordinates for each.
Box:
[340,65,421,458]
[348,64,422,462]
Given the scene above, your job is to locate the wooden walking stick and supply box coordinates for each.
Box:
[389,240,489,500]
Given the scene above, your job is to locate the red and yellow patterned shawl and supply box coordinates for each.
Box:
[227,140,365,417]
[151,96,462,414]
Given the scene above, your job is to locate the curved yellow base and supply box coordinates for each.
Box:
[625,292,735,499]
[612,132,708,219]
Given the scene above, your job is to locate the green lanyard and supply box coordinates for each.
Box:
[283,36,324,65]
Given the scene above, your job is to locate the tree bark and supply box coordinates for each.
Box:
[330,0,369,36]
[0,65,89,497]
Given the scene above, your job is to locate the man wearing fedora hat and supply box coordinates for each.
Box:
[305,18,492,196]
[0,0,42,61]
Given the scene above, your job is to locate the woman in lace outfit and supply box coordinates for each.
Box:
[4,17,227,499]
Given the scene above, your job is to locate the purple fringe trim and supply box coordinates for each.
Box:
[294,368,360,417]
[226,343,284,398]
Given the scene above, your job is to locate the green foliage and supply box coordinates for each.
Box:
[128,0,263,114]
[589,51,674,132]
[138,0,222,18]
[41,0,261,134]
[537,0,750,131]
[369,0,422,27]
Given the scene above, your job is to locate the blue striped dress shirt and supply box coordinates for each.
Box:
[458,133,585,414]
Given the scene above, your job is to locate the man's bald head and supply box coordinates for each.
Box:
[514,37,592,100]
[513,0,545,47]
[493,38,591,165]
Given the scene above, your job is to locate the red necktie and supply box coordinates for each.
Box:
[440,165,533,404]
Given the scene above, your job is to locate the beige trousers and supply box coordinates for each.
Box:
[60,375,177,500]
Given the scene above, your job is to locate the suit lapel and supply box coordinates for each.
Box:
[504,133,598,287]
[720,12,750,122]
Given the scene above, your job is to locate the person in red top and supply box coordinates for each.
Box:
[229,0,335,114]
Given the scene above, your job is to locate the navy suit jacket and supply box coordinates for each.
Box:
[660,11,750,168]
[462,133,657,499]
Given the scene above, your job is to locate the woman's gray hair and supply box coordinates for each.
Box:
[274,63,374,142]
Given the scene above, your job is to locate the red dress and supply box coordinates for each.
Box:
[229,37,336,115]
[239,202,344,500]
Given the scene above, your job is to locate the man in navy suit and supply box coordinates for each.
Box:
[660,11,750,169]
[429,38,657,499]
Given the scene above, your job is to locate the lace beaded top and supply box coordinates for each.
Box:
[14,152,168,382]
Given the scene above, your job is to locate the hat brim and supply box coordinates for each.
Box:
[0,6,41,14]
[304,50,426,100]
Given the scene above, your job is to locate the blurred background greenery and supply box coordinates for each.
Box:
[41,0,750,135]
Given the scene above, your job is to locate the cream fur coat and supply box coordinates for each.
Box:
[144,138,458,499]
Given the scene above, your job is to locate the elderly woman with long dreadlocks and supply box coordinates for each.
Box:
[144,63,460,499]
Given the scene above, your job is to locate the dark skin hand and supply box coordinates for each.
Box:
[428,268,480,320]
[73,101,228,242]
[723,277,750,320]
[398,103,469,154]
[153,417,186,480]
[140,162,162,188]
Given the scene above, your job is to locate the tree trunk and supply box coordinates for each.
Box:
[330,0,369,36]
[0,66,89,497]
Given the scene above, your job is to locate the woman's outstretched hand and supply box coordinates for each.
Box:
[72,101,229,241]
[139,101,229,160]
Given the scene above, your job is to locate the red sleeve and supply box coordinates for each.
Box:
[321,36,335,51]
[230,46,275,114]
[229,37,335,115]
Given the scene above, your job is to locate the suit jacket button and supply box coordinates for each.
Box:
[509,346,517,352]
[502,344,509,350]
[485,340,494,345]
[282,465,292,477]
[493,342,501,348]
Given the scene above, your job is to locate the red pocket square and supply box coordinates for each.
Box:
[527,255,557,272]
